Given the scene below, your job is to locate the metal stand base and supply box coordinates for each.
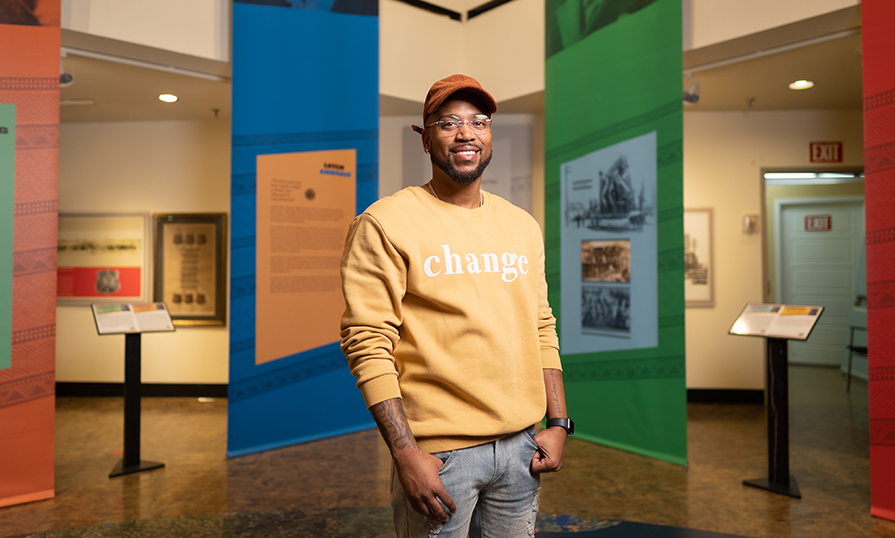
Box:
[109,333,164,479]
[109,459,165,478]
[743,476,801,499]
[744,337,800,498]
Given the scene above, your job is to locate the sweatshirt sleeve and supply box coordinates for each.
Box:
[535,222,562,370]
[340,213,407,408]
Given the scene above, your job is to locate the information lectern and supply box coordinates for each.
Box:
[91,303,176,477]
[729,303,824,499]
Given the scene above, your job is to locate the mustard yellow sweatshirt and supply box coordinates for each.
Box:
[340,186,561,453]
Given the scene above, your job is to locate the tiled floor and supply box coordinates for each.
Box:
[1,365,893,538]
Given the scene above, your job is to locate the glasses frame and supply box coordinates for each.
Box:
[424,114,492,134]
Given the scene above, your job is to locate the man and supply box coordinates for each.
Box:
[340,74,572,538]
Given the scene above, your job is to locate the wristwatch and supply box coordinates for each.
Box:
[545,417,574,435]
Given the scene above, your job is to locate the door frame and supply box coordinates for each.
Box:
[773,195,864,303]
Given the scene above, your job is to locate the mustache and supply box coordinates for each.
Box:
[449,143,484,152]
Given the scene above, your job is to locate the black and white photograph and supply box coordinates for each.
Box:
[581,285,631,337]
[582,240,631,282]
[684,208,714,307]
[565,155,653,233]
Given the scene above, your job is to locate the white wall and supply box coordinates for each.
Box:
[57,119,231,383]
[380,0,543,104]
[683,0,860,50]
[379,115,416,198]
[61,0,230,61]
[683,109,863,389]
[379,0,464,103]
[464,0,545,103]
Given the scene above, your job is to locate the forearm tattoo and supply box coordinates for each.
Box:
[370,398,418,455]
[546,369,565,417]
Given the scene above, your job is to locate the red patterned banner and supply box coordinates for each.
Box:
[863,0,895,522]
[865,88,895,111]
[0,6,60,507]
[864,141,895,174]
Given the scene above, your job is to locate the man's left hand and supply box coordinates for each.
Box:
[530,426,567,473]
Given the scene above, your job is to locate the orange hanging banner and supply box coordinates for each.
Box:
[0,0,61,508]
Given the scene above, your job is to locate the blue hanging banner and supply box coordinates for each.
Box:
[229,0,379,457]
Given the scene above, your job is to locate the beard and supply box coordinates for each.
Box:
[431,149,493,185]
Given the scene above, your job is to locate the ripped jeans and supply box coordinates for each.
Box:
[391,427,541,538]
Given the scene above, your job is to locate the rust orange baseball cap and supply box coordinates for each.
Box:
[411,74,497,134]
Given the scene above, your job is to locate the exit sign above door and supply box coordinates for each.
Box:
[810,141,843,163]
[805,215,832,231]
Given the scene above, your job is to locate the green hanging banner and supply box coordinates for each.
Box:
[545,0,686,464]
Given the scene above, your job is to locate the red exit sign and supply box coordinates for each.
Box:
[805,215,832,231]
[810,141,843,163]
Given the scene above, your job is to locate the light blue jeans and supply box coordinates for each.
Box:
[391,427,541,538]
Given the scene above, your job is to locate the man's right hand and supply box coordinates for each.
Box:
[394,447,456,523]
[368,398,457,523]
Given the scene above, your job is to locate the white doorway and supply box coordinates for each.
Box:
[775,197,865,365]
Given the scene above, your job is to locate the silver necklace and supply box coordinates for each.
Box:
[427,182,483,207]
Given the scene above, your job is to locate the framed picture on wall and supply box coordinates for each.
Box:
[57,213,151,305]
[684,208,714,307]
[153,213,227,326]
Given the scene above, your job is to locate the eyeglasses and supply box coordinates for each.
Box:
[425,114,492,134]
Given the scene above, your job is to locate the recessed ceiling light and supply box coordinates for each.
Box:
[788,80,814,90]
[159,94,178,103]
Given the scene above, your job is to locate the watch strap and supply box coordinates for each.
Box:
[545,417,574,435]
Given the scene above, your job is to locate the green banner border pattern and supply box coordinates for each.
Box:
[545,0,685,465]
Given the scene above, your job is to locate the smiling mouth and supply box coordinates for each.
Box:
[451,147,481,159]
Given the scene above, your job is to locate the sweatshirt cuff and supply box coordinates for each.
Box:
[540,346,562,370]
[359,373,402,408]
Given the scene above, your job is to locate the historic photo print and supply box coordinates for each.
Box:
[684,208,714,307]
[154,214,227,326]
[564,154,652,233]
[582,240,631,283]
[582,285,631,337]
[57,213,149,304]
[560,131,658,354]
